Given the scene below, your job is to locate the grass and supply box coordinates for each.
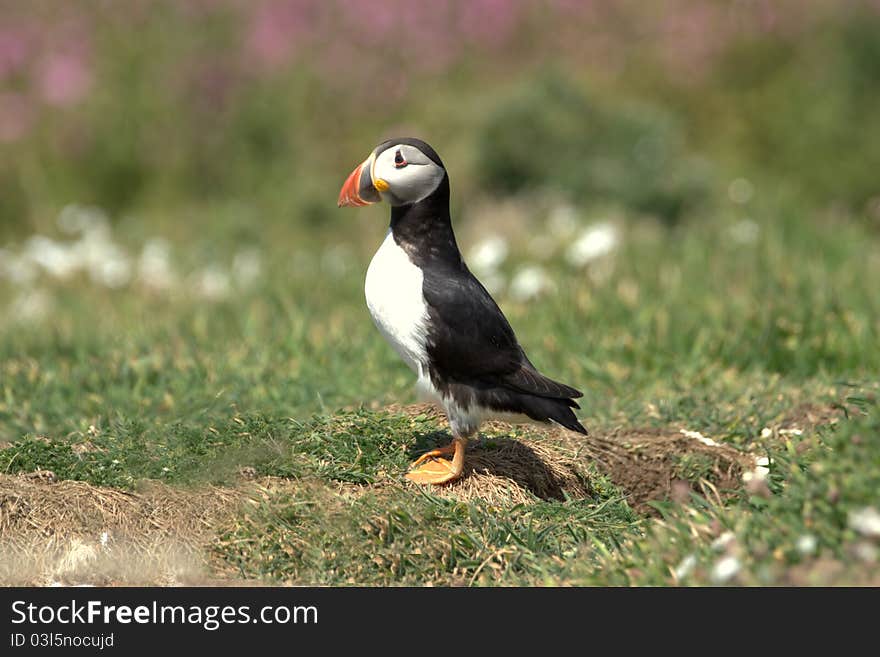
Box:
[213,482,638,586]
[586,396,880,586]
[1,186,878,586]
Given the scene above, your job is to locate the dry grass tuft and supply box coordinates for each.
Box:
[0,474,249,585]
[425,434,594,506]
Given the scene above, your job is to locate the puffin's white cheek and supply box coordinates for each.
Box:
[396,166,445,204]
[395,171,428,201]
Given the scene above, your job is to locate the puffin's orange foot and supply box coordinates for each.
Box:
[410,443,456,468]
[405,437,466,485]
[405,458,461,484]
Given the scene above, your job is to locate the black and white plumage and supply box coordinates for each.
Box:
[339,138,587,484]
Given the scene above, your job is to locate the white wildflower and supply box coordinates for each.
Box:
[566,222,619,267]
[24,236,79,279]
[75,225,132,288]
[138,238,174,290]
[742,469,765,484]
[468,235,508,275]
[849,507,880,538]
[743,455,771,484]
[509,265,552,301]
[711,531,736,551]
[192,266,231,300]
[754,456,771,477]
[674,553,697,581]
[233,248,262,288]
[92,253,132,288]
[7,213,132,288]
[0,248,37,285]
[9,289,52,322]
[57,204,109,235]
[796,534,817,556]
[710,555,741,583]
[853,542,878,563]
[727,219,759,245]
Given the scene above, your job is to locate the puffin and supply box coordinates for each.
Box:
[338,138,587,485]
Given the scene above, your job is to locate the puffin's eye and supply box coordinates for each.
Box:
[393,150,407,168]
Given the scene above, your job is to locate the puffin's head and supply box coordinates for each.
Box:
[337,138,446,208]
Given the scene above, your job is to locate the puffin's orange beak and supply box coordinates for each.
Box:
[337,156,381,208]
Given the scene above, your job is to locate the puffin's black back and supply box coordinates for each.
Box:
[384,139,587,435]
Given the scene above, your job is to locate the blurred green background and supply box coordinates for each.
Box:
[1,0,878,426]
[2,0,880,587]
[3,1,880,228]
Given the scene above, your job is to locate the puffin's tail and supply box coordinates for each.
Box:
[497,363,589,435]
[517,393,589,435]
[475,385,589,435]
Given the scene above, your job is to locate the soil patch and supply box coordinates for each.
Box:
[576,428,750,513]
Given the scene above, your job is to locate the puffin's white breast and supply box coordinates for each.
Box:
[365,230,430,375]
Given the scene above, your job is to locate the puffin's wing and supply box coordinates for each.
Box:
[422,266,582,400]
[502,359,583,399]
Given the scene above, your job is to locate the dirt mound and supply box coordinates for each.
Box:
[578,428,751,513]
[427,436,594,506]
[0,474,249,585]
[395,405,752,512]
[781,402,849,431]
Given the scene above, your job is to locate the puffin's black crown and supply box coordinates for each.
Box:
[375,137,445,169]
